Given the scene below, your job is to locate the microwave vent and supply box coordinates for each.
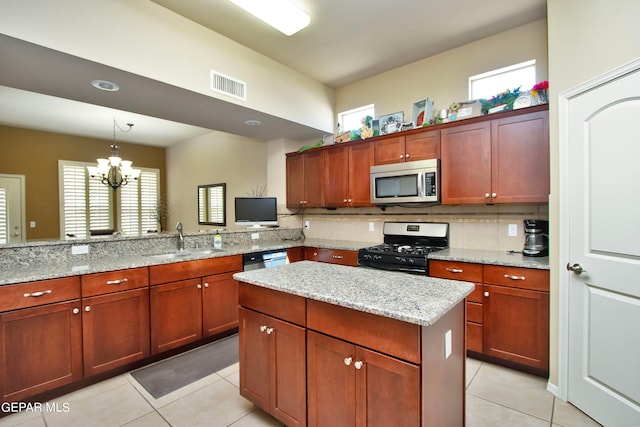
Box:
[210,70,246,100]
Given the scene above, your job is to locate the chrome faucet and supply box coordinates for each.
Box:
[176,222,185,251]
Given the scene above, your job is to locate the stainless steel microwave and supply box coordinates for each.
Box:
[370,159,440,205]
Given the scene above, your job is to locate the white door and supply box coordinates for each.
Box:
[561,60,640,426]
[0,174,26,244]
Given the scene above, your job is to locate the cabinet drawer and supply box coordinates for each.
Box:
[0,276,81,312]
[238,282,306,326]
[466,301,483,324]
[483,265,549,292]
[150,255,242,285]
[305,247,358,266]
[467,283,484,303]
[307,299,420,364]
[466,322,483,353]
[81,267,149,297]
[430,260,483,282]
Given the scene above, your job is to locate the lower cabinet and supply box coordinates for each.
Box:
[307,330,420,427]
[203,272,239,337]
[82,288,150,376]
[0,300,83,402]
[239,307,307,427]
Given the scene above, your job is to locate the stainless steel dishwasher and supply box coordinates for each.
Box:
[242,250,288,271]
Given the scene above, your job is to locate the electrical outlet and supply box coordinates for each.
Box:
[508,223,518,237]
[29,221,36,228]
[251,232,259,240]
[369,222,375,232]
[304,220,310,229]
[71,245,89,255]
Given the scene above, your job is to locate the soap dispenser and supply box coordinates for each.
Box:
[213,230,222,249]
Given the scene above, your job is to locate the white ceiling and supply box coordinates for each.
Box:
[0,0,546,147]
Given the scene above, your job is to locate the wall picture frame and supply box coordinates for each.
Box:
[412,98,434,126]
[378,112,404,135]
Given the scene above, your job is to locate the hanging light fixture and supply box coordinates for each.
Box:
[87,119,141,191]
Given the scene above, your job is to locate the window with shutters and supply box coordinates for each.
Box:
[0,188,7,244]
[198,183,226,226]
[58,160,160,239]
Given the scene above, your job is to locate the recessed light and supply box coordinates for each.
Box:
[91,79,120,92]
[244,120,262,126]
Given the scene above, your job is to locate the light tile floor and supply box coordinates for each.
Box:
[0,358,602,427]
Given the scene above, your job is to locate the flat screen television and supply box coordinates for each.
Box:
[234,197,278,228]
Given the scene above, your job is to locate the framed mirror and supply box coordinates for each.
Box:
[198,183,226,226]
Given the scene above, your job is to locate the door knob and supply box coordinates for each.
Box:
[566,263,586,275]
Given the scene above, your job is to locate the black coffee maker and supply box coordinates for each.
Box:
[523,219,549,257]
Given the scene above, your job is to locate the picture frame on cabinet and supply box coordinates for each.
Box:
[378,112,404,135]
[412,98,434,126]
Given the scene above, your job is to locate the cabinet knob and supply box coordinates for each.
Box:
[344,357,353,366]
[400,154,404,159]
[266,327,274,335]
[354,361,364,370]
[72,308,80,315]
[347,199,352,203]
[484,193,490,198]
[197,284,202,289]
[84,306,91,312]
[492,192,497,198]
[204,283,209,288]
[405,153,410,158]
[260,325,267,332]
[484,291,489,297]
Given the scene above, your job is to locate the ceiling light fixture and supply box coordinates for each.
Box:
[244,119,262,126]
[229,0,310,36]
[91,79,120,92]
[87,119,141,191]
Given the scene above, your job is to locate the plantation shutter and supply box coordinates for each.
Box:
[60,163,88,238]
[140,170,159,233]
[120,181,139,235]
[0,188,7,244]
[88,177,112,233]
[209,185,225,224]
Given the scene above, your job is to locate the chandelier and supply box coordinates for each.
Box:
[87,120,141,190]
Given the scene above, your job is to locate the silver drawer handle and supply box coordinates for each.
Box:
[107,278,128,285]
[23,290,52,298]
[332,255,344,259]
[504,274,525,281]
[445,268,463,273]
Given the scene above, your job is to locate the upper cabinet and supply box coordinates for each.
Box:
[441,108,549,204]
[286,150,325,209]
[285,106,549,208]
[373,129,440,165]
[324,141,373,207]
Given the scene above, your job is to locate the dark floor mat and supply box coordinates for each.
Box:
[131,334,238,398]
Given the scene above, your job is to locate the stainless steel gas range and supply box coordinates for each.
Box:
[357,222,449,275]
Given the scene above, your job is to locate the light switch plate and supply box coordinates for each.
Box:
[508,223,518,237]
[71,245,89,255]
[369,222,375,232]
[251,232,259,240]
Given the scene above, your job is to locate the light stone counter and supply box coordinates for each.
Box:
[233,260,474,327]
[429,248,550,270]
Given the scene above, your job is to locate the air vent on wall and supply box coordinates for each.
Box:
[210,70,246,100]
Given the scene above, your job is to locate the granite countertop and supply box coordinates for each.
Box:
[234,260,475,327]
[430,248,550,270]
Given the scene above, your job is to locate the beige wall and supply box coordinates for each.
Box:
[166,130,271,233]
[546,0,640,388]
[336,19,548,125]
[0,125,166,240]
[0,0,334,133]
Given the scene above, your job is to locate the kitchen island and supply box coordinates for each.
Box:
[233,261,474,427]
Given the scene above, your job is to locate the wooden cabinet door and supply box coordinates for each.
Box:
[356,346,420,427]
[286,247,305,263]
[483,284,549,371]
[150,278,203,354]
[307,331,356,427]
[490,110,549,203]
[373,135,405,165]
[324,145,350,207]
[0,300,82,402]
[239,308,307,427]
[202,272,239,337]
[239,307,271,411]
[303,150,325,208]
[82,288,150,377]
[441,121,492,204]
[405,129,441,161]
[347,142,373,206]
[286,153,305,208]
[270,314,306,427]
